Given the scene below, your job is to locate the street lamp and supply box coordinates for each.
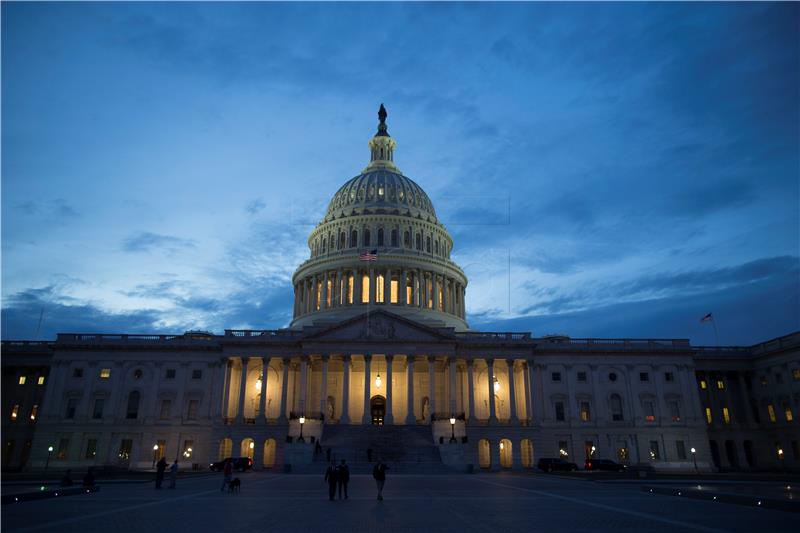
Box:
[298,416,306,443]
[691,447,698,472]
[152,444,159,469]
[375,373,382,389]
[449,417,456,443]
[45,445,54,473]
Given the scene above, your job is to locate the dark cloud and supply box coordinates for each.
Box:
[121,232,196,253]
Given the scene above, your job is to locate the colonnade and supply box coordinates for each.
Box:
[292,267,466,319]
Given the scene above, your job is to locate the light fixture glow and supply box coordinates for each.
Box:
[255,377,263,391]
[47,446,54,452]
[249,441,254,449]
[449,417,456,425]
[375,373,382,388]
[299,416,306,425]
[493,376,500,393]
[690,447,696,453]
[500,442,504,450]
[153,444,159,451]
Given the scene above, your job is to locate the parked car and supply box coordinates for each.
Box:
[209,457,253,472]
[537,458,579,472]
[584,459,626,472]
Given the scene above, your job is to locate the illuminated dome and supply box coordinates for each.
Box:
[291,104,468,331]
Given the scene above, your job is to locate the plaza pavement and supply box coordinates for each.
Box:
[2,471,796,532]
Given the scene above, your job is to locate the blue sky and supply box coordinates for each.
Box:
[2,2,798,345]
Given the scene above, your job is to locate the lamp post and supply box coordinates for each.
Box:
[691,447,698,472]
[45,445,53,473]
[152,444,159,469]
[449,416,456,443]
[298,416,306,443]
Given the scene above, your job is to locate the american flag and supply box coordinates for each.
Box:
[359,249,378,261]
[700,313,713,323]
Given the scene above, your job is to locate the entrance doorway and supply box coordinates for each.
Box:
[370,396,386,425]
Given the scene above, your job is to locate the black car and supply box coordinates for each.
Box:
[209,457,253,472]
[537,458,579,472]
[584,459,626,472]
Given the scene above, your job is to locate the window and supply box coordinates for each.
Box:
[617,447,628,462]
[584,441,595,459]
[558,441,569,458]
[775,373,784,384]
[156,440,166,461]
[403,231,410,247]
[426,236,431,252]
[37,376,45,385]
[183,440,194,459]
[57,438,70,460]
[609,372,617,382]
[551,372,561,382]
[126,391,140,419]
[555,402,565,421]
[390,229,398,247]
[722,407,730,424]
[350,230,358,248]
[767,404,777,423]
[783,402,794,422]
[649,440,660,460]
[117,439,132,461]
[669,400,681,422]
[376,273,385,303]
[676,441,687,460]
[165,368,176,379]
[99,368,111,379]
[643,401,655,422]
[73,368,83,378]
[187,400,199,420]
[160,400,171,420]
[18,376,26,385]
[664,372,674,382]
[363,229,371,247]
[10,405,20,421]
[705,407,713,424]
[65,398,77,419]
[92,399,104,419]
[577,371,587,382]
[610,394,624,421]
[699,379,707,389]
[133,369,143,380]
[793,369,800,381]
[716,379,725,390]
[85,439,97,459]
[377,228,384,246]
[640,372,649,382]
[415,233,421,250]
[29,405,38,421]
[192,369,202,380]
[580,401,591,422]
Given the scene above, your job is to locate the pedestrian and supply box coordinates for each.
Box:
[372,459,388,501]
[326,447,331,462]
[221,458,233,492]
[169,459,178,489]
[337,459,350,500]
[82,467,95,488]
[155,457,167,489]
[324,460,338,501]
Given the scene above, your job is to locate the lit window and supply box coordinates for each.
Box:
[722,407,730,424]
[99,368,111,379]
[784,403,794,422]
[376,273,384,303]
[580,401,591,421]
[29,405,38,421]
[10,405,19,421]
[767,404,777,423]
[390,278,398,303]
[793,369,800,381]
[716,379,725,390]
[18,376,26,385]
[700,380,707,389]
[37,376,45,385]
[705,407,713,424]
[361,274,370,304]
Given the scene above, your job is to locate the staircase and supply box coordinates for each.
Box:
[295,424,453,474]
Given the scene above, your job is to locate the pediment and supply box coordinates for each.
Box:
[304,310,454,342]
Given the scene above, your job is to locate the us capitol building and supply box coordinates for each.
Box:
[3,107,799,474]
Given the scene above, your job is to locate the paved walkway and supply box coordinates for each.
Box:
[2,472,796,532]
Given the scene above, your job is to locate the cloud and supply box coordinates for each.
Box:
[13,198,79,219]
[121,232,196,253]
[245,198,266,215]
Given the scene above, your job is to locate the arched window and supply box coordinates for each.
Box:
[377,228,384,246]
[500,439,512,468]
[240,438,255,459]
[126,391,140,419]
[404,231,410,247]
[263,439,277,468]
[610,394,624,421]
[391,230,398,247]
[478,439,491,469]
[521,439,534,468]
[415,233,422,250]
[435,240,439,255]
[363,229,371,247]
[322,239,326,253]
[219,438,233,461]
[339,232,346,249]
[426,236,431,253]
[350,230,358,248]
[330,234,335,250]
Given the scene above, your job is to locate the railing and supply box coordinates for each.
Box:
[55,333,215,343]
[225,329,304,338]
[455,332,532,341]
[539,338,692,350]
[1,340,55,346]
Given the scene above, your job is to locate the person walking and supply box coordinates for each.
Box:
[221,459,233,492]
[155,457,167,489]
[372,459,389,501]
[337,459,350,500]
[168,459,178,489]
[324,461,338,501]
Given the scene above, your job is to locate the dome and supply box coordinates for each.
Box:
[323,170,438,224]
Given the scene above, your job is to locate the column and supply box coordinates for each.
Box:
[507,359,518,423]
[320,355,329,422]
[385,355,394,424]
[428,356,436,422]
[522,360,532,422]
[406,356,416,424]
[488,359,498,424]
[354,269,362,305]
[383,268,390,304]
[299,357,308,415]
[335,269,343,307]
[533,363,545,421]
[461,287,466,317]
[322,271,329,309]
[209,360,223,419]
[236,358,249,424]
[417,269,425,308]
[401,269,408,305]
[341,356,351,424]
[362,355,372,424]
[278,358,289,422]
[221,359,233,419]
[449,357,457,414]
[467,359,476,422]
[432,274,439,311]
[369,268,376,304]
[258,357,268,420]
[293,284,298,316]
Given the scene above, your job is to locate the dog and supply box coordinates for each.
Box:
[228,477,241,494]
